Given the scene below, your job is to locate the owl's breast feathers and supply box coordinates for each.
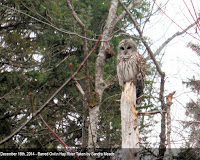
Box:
[117,52,145,105]
[117,52,145,76]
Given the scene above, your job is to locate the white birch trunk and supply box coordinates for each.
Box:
[88,0,119,151]
[88,106,99,149]
[121,82,139,160]
[88,1,140,159]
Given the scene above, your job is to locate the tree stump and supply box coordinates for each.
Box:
[121,82,139,160]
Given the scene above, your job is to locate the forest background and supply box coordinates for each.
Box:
[0,0,199,159]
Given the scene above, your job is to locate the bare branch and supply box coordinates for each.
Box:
[182,120,200,124]
[0,4,101,42]
[66,0,89,149]
[138,110,166,115]
[44,55,69,73]
[74,78,85,96]
[95,0,119,89]
[66,0,85,31]
[114,32,140,40]
[38,114,80,160]
[114,0,138,25]
[152,20,199,58]
[21,1,52,25]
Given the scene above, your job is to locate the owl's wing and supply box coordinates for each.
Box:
[117,57,124,87]
[136,53,145,73]
[135,52,145,105]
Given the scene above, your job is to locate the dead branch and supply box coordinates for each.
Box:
[66,0,85,31]
[121,82,139,159]
[166,91,176,106]
[182,120,200,124]
[138,110,166,115]
[74,78,85,96]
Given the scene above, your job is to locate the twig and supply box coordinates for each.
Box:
[39,114,82,160]
[29,92,34,116]
[113,0,139,26]
[181,120,200,124]
[0,83,24,100]
[0,35,101,145]
[114,32,140,40]
[138,110,166,115]
[136,94,147,100]
[150,21,199,59]
[39,114,70,149]
[66,0,85,31]
[74,78,85,96]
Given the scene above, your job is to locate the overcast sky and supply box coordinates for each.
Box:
[141,0,200,148]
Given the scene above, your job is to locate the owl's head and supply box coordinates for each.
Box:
[117,39,137,55]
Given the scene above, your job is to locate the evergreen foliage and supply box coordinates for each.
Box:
[0,0,157,153]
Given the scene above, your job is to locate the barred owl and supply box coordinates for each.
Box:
[117,39,145,105]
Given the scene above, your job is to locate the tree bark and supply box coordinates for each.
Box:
[121,82,139,160]
[88,0,119,151]
[158,78,166,160]
[166,91,175,160]
[66,0,89,150]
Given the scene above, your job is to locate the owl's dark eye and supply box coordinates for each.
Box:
[127,46,132,49]
[120,47,124,50]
